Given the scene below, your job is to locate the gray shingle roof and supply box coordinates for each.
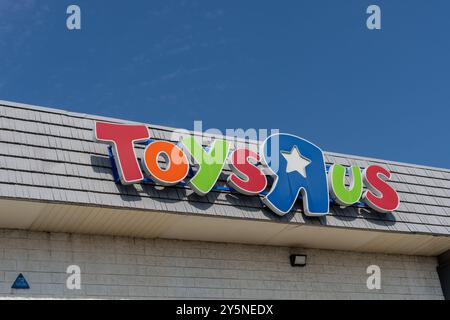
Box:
[0,100,449,236]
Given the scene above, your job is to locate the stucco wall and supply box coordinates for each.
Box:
[0,229,443,299]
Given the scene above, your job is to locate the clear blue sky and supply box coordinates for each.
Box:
[0,0,449,168]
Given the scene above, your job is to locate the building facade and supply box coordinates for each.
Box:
[0,100,449,299]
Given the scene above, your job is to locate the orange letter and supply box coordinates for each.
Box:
[142,141,189,185]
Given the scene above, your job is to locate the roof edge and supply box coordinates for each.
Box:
[1,99,449,173]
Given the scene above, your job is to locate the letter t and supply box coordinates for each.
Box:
[95,122,150,184]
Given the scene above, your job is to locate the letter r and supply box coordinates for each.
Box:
[260,133,329,216]
[95,122,150,184]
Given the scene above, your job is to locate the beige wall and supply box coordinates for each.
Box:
[0,229,444,299]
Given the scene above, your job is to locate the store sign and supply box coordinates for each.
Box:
[94,122,400,216]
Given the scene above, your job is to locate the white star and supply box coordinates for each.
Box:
[281,146,311,178]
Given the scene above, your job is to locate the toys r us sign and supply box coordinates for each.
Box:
[95,122,400,217]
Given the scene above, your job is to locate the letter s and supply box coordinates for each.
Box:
[362,165,399,213]
[227,148,267,195]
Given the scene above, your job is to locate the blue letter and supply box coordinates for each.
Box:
[260,133,329,216]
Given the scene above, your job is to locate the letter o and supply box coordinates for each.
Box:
[142,141,189,185]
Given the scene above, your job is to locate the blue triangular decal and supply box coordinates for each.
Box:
[11,273,30,289]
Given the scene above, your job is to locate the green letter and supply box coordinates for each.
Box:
[181,136,230,195]
[329,164,362,206]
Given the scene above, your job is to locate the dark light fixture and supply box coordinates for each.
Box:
[290,254,307,267]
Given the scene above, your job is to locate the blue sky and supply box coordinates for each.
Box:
[0,0,449,168]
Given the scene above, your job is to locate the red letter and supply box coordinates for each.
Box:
[362,165,399,213]
[95,122,149,184]
[227,149,267,195]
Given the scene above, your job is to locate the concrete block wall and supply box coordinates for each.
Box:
[0,229,444,299]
